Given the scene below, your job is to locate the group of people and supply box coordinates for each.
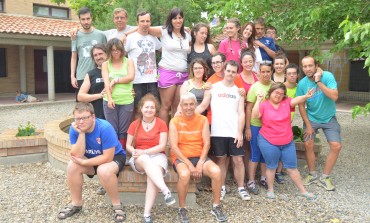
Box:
[59,5,342,223]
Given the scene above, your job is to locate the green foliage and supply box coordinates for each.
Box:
[351,103,370,119]
[292,125,303,142]
[16,122,36,137]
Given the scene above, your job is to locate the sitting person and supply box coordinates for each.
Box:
[251,82,316,200]
[57,102,127,223]
[15,90,42,103]
[126,93,175,223]
[169,92,227,223]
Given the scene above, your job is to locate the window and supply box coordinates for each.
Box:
[33,4,69,19]
[0,48,7,77]
[0,0,4,12]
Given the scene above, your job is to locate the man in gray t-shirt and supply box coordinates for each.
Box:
[104,8,135,41]
[71,7,106,100]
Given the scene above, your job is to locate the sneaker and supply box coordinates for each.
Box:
[319,177,335,191]
[238,189,251,201]
[164,192,176,206]
[143,215,153,223]
[220,189,226,200]
[96,186,106,195]
[259,178,268,189]
[266,191,276,199]
[211,205,227,222]
[275,173,285,184]
[178,208,189,223]
[303,174,318,186]
[247,181,259,195]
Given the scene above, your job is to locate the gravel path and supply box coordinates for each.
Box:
[0,103,369,222]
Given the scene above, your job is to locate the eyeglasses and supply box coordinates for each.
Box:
[273,92,285,97]
[193,67,204,71]
[266,31,276,35]
[74,115,91,122]
[212,61,223,65]
[114,16,126,20]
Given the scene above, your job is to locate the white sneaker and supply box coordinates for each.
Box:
[238,189,251,201]
[220,189,226,201]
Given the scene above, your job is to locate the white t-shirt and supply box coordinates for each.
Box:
[210,81,241,137]
[158,28,191,72]
[125,32,162,84]
[253,47,263,73]
[104,25,135,41]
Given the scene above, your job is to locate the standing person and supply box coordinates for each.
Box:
[196,61,249,201]
[126,94,175,223]
[241,22,262,73]
[57,102,126,222]
[271,53,289,83]
[71,7,107,101]
[102,38,135,150]
[105,8,135,41]
[265,25,287,57]
[252,83,316,200]
[145,8,191,125]
[78,44,107,120]
[218,18,245,71]
[188,23,216,76]
[170,92,227,223]
[284,63,299,120]
[245,62,273,195]
[125,11,161,118]
[254,17,276,63]
[297,56,341,191]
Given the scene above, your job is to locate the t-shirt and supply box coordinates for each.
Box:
[296,71,337,123]
[206,73,244,124]
[103,57,134,105]
[125,32,162,84]
[247,81,272,127]
[218,38,246,72]
[255,36,276,62]
[86,67,105,119]
[127,117,168,150]
[69,118,125,158]
[259,98,293,145]
[210,82,241,137]
[72,29,107,80]
[170,114,207,163]
[158,28,191,72]
[286,85,297,121]
[104,26,134,41]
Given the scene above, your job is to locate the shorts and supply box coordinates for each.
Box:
[157,67,188,88]
[173,157,211,173]
[133,83,160,110]
[128,153,168,177]
[257,134,297,169]
[211,137,245,157]
[249,125,265,163]
[303,116,341,142]
[87,154,126,178]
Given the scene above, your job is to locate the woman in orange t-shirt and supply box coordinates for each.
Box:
[126,93,175,222]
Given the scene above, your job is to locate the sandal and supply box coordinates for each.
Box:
[300,192,317,200]
[112,203,126,223]
[266,191,276,199]
[57,204,82,220]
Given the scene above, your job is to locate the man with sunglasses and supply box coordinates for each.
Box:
[58,102,127,222]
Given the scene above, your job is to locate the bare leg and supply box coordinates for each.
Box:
[248,161,258,182]
[176,163,190,208]
[144,177,159,216]
[171,85,181,117]
[97,162,120,205]
[67,160,94,206]
[159,86,177,125]
[232,156,245,187]
[286,168,307,194]
[323,142,342,175]
[265,168,276,192]
[203,161,222,204]
[215,156,228,185]
[304,140,316,172]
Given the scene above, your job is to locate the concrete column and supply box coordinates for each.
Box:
[47,46,55,101]
[19,46,27,92]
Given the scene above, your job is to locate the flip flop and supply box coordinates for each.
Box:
[300,192,317,200]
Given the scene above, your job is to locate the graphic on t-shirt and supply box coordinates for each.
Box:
[137,39,156,75]
[81,40,98,58]
[217,92,237,99]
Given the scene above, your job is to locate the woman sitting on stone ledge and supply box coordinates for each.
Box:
[126,93,176,223]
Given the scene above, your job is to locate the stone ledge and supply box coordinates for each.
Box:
[295,139,322,160]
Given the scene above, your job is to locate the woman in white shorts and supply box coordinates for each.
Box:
[126,93,175,223]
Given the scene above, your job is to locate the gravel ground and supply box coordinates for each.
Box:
[0,103,369,222]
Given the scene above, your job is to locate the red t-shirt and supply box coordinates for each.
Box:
[127,117,168,150]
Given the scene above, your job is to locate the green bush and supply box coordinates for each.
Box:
[292,125,303,142]
[16,121,36,137]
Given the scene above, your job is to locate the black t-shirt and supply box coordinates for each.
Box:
[87,68,105,119]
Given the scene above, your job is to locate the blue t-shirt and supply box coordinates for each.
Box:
[296,71,337,123]
[69,118,125,158]
[256,36,276,61]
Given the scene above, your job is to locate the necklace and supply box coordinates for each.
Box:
[142,118,155,130]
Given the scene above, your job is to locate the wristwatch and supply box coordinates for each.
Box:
[315,80,321,84]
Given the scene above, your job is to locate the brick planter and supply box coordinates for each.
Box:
[295,139,322,160]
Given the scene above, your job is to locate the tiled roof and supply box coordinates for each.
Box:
[0,13,80,37]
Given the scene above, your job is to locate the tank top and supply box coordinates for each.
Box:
[87,67,105,119]
[188,44,214,76]
[187,79,206,105]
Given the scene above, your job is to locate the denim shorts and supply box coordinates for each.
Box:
[257,134,297,169]
[249,125,265,163]
[303,116,341,142]
[157,67,188,88]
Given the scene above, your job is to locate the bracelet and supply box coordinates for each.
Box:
[315,80,321,84]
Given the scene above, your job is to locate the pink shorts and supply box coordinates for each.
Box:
[157,67,188,88]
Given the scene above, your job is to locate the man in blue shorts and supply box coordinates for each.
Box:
[297,56,342,191]
[57,102,127,222]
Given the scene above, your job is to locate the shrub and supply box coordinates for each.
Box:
[16,121,36,137]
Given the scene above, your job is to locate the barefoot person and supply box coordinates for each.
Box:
[58,102,126,222]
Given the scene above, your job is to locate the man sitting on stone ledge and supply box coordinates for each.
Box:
[57,102,127,223]
[169,92,227,223]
